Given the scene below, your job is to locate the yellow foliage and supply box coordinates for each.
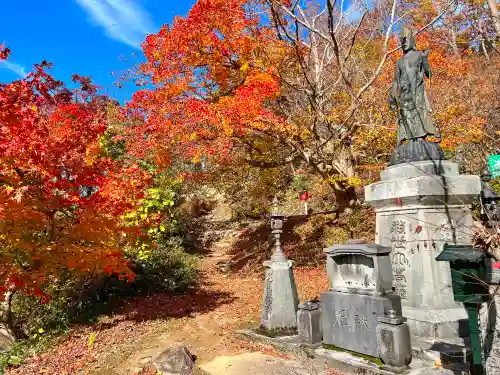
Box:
[240,61,250,73]
[300,129,311,140]
[325,175,362,187]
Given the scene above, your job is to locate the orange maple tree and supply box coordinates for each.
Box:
[126,0,493,212]
[125,0,287,169]
[0,45,152,303]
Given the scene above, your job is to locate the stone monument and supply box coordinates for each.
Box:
[321,241,403,357]
[260,197,299,331]
[365,26,482,345]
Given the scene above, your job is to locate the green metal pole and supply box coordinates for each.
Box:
[465,303,485,375]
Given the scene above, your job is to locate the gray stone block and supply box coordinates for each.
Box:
[320,291,402,357]
[297,301,322,345]
[404,306,469,342]
[0,326,13,353]
[238,329,469,375]
[375,206,475,310]
[365,174,481,207]
[324,243,393,296]
[480,288,500,375]
[377,312,412,372]
[380,161,459,181]
[261,260,299,330]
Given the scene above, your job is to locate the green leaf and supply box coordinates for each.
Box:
[8,356,22,365]
[88,332,97,350]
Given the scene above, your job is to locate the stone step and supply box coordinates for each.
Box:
[411,338,471,365]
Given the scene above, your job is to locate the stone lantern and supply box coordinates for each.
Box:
[260,196,299,331]
[270,196,287,262]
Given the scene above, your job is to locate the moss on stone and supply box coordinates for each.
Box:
[322,344,384,366]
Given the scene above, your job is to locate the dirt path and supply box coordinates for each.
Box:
[10,222,328,375]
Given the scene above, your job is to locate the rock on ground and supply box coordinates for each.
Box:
[0,326,14,353]
[153,345,195,375]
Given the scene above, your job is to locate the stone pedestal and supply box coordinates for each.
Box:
[365,160,482,343]
[321,291,402,356]
[377,311,412,372]
[297,301,322,345]
[261,260,299,330]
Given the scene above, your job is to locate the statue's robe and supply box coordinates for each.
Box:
[391,49,440,144]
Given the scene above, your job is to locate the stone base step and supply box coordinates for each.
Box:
[237,329,472,375]
[411,337,472,373]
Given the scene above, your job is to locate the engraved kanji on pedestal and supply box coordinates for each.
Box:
[321,241,403,357]
[260,196,299,330]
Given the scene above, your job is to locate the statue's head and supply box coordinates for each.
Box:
[399,27,416,52]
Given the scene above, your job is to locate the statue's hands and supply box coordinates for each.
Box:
[388,97,396,110]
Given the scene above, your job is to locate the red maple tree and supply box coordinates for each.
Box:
[0,47,152,301]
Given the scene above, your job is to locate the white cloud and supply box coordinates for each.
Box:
[74,0,156,49]
[0,60,27,78]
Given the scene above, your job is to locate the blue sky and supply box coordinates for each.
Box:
[0,0,196,103]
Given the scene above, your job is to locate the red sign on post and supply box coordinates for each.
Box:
[299,191,309,201]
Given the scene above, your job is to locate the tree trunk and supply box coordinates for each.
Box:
[450,24,460,57]
[479,20,491,60]
[47,211,55,242]
[486,0,500,40]
[331,181,357,215]
[481,39,490,60]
